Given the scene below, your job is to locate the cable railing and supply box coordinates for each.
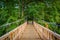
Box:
[0,18,25,27]
[0,22,27,40]
[34,22,60,40]
[0,17,26,37]
[34,18,60,34]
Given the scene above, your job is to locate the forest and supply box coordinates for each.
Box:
[0,0,60,37]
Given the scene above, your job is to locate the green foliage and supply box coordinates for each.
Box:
[0,0,60,37]
[24,0,60,34]
[0,0,25,37]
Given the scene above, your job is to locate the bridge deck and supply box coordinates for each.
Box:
[0,22,60,40]
[20,24,41,40]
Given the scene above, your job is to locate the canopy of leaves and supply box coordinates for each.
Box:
[0,0,60,36]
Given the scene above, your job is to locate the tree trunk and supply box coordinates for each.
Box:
[18,0,21,18]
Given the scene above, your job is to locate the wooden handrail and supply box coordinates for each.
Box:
[33,22,60,40]
[0,22,60,40]
[0,22,27,40]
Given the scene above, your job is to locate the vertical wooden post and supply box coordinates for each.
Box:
[18,0,21,18]
[22,0,24,17]
[9,32,13,40]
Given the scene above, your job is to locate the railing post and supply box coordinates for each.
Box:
[9,32,13,40]
[34,22,60,40]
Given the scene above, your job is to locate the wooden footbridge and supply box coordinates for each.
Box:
[0,22,60,40]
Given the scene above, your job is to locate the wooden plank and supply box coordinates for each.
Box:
[20,24,41,40]
[0,22,27,40]
[34,22,60,40]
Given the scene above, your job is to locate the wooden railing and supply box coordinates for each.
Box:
[0,22,27,40]
[0,22,60,40]
[33,22,60,40]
